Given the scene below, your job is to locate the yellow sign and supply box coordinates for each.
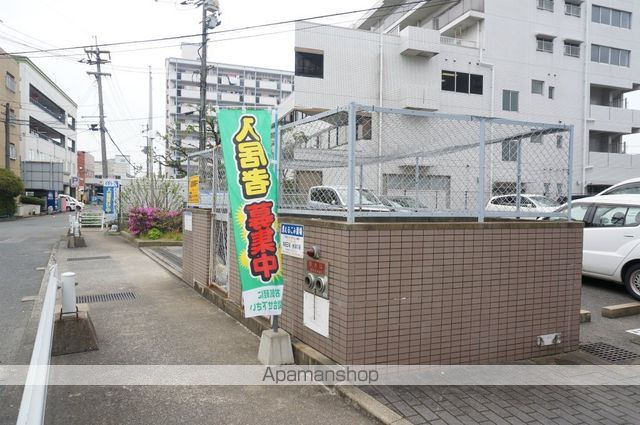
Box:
[188,175,200,205]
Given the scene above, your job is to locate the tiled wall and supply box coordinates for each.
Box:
[223,217,583,365]
[182,208,211,286]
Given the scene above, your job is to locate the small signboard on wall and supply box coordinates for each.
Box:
[280,223,304,258]
[184,211,192,232]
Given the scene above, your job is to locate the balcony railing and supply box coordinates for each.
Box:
[440,35,478,49]
[432,0,484,30]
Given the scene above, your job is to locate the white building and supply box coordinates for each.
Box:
[15,56,78,195]
[95,155,134,179]
[280,0,640,196]
[165,43,294,175]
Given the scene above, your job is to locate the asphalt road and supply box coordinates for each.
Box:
[0,213,68,364]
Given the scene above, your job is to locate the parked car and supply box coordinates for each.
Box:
[386,196,428,210]
[308,186,390,212]
[379,196,412,212]
[485,194,559,217]
[549,194,640,300]
[59,194,84,211]
[595,177,640,196]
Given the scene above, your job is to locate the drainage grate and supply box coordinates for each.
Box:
[67,255,112,262]
[580,342,640,363]
[76,291,136,304]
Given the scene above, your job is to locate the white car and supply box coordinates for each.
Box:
[595,177,640,196]
[551,194,640,300]
[59,194,85,211]
[308,186,390,212]
[485,194,559,217]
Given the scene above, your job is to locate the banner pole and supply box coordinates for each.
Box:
[273,107,279,333]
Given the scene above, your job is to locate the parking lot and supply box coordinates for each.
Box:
[580,277,640,358]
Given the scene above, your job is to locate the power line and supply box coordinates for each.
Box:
[105,128,141,173]
[0,0,441,56]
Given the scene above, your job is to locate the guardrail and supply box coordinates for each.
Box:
[16,264,59,425]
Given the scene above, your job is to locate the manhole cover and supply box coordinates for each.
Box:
[67,255,112,262]
[580,342,640,363]
[76,291,136,304]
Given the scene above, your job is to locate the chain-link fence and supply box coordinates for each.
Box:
[187,148,231,288]
[278,104,573,222]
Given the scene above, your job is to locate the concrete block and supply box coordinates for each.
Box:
[580,309,591,323]
[67,235,87,248]
[258,329,294,365]
[602,303,640,318]
[52,303,98,356]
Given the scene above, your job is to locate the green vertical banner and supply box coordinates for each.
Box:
[218,109,283,318]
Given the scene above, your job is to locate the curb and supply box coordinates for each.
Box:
[120,231,183,248]
[335,386,410,425]
[16,239,60,363]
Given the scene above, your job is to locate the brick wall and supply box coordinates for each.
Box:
[182,208,211,286]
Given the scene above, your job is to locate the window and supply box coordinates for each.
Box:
[310,188,340,205]
[469,74,483,94]
[455,72,469,93]
[565,1,581,17]
[5,72,16,93]
[603,184,640,195]
[543,183,551,196]
[550,204,589,221]
[537,0,554,12]
[502,139,519,161]
[556,135,563,148]
[536,36,554,53]
[591,206,636,227]
[502,90,519,111]
[441,71,455,91]
[441,71,483,95]
[592,5,632,29]
[564,40,581,57]
[591,44,631,67]
[548,86,555,99]
[532,80,544,95]
[531,134,543,143]
[295,51,323,78]
[9,143,16,160]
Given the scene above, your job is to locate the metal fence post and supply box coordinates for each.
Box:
[477,118,486,222]
[516,137,523,212]
[347,102,357,223]
[567,125,574,220]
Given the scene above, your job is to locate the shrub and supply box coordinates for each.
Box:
[127,207,182,237]
[128,206,160,236]
[147,228,162,240]
[21,196,45,208]
[0,169,24,217]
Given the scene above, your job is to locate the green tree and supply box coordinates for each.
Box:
[0,169,25,217]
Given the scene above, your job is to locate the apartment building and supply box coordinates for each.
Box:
[0,47,21,176]
[280,0,640,196]
[165,43,294,175]
[77,150,95,201]
[14,56,78,196]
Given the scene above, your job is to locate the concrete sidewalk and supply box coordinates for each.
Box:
[46,231,374,425]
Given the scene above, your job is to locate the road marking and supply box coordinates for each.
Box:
[626,328,640,336]
[35,267,46,271]
[21,296,38,302]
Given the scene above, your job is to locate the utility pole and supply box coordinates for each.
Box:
[199,2,208,151]
[83,41,111,179]
[147,66,153,177]
[3,103,9,170]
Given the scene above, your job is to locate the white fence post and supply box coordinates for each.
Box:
[61,272,77,315]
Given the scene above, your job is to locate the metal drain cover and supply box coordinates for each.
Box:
[67,255,112,262]
[76,291,136,304]
[580,342,640,363]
